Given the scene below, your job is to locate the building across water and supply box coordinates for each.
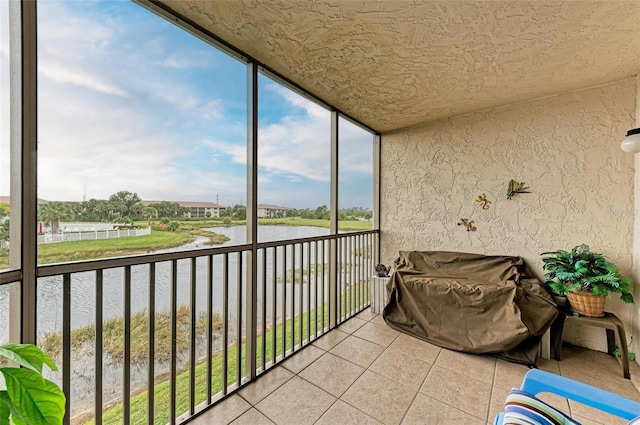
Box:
[140,200,226,218]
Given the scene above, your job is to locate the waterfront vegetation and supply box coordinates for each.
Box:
[60,281,369,425]
[259,216,372,231]
[39,306,224,363]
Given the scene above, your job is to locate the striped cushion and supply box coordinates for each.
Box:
[503,389,581,425]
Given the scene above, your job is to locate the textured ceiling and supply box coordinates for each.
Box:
[155,0,640,133]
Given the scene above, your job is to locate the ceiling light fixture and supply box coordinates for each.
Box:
[621,128,640,154]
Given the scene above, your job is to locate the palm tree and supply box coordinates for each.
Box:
[38,202,74,234]
[141,206,158,227]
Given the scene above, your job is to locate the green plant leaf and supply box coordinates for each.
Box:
[621,292,635,303]
[0,390,17,424]
[0,367,65,425]
[1,389,30,425]
[0,344,58,374]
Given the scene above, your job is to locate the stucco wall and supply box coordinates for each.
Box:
[633,75,640,357]
[380,78,637,352]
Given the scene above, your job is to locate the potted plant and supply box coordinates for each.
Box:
[0,343,65,424]
[541,244,634,317]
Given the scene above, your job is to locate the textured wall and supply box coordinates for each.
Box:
[380,78,637,351]
[633,76,640,356]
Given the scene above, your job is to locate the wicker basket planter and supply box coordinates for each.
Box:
[566,290,606,317]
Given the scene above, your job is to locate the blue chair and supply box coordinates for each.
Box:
[494,369,640,424]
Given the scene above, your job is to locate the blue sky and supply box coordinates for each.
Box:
[1,0,374,210]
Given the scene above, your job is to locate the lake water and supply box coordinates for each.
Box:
[0,225,335,350]
[209,224,329,247]
[24,225,331,333]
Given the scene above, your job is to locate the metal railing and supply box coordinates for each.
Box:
[1,229,378,424]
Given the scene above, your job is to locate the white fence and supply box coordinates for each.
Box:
[36,227,151,245]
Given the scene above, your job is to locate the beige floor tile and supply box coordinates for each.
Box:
[312,329,349,351]
[402,393,485,425]
[569,400,628,425]
[386,333,441,364]
[238,366,294,405]
[435,349,496,384]
[560,364,640,401]
[229,408,275,425]
[369,349,432,390]
[341,370,416,425]
[488,385,510,422]
[316,400,383,425]
[299,352,365,397]
[330,335,385,368]
[353,322,400,347]
[630,360,640,379]
[493,359,529,390]
[356,308,379,321]
[559,345,623,382]
[536,393,570,414]
[537,357,561,374]
[192,394,251,424]
[338,317,368,334]
[370,314,387,326]
[572,414,608,425]
[191,323,640,425]
[280,344,324,374]
[255,376,336,425]
[420,365,492,420]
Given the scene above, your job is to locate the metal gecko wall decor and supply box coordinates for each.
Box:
[476,193,492,209]
[458,218,476,231]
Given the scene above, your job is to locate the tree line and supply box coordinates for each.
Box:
[0,190,373,238]
[35,191,190,233]
[217,204,372,221]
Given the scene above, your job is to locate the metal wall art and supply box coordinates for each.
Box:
[476,193,492,209]
[458,218,477,231]
[506,179,530,200]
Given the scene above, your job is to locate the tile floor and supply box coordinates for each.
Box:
[191,308,640,425]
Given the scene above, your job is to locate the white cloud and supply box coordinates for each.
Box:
[204,84,333,182]
[206,83,374,186]
[4,1,374,210]
[203,139,245,164]
[162,56,192,69]
[161,51,215,70]
[268,84,328,120]
[338,118,375,175]
[39,60,129,97]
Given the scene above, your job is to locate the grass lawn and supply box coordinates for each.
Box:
[36,230,192,265]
